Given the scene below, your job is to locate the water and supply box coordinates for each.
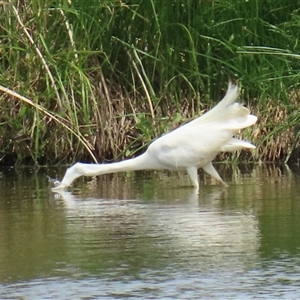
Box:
[0,165,300,299]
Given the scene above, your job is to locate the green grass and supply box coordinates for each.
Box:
[0,0,299,165]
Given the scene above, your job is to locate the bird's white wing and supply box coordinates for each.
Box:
[148,123,231,170]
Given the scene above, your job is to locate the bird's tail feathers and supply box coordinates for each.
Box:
[183,82,257,132]
[200,82,239,122]
[186,82,257,131]
[187,82,239,126]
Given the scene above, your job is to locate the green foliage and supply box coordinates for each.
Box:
[0,0,299,165]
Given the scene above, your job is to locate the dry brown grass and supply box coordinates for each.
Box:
[250,90,300,163]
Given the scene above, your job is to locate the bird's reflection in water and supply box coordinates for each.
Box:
[53,184,260,270]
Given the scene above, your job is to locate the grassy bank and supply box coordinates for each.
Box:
[0,0,299,165]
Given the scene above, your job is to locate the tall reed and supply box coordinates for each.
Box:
[0,0,299,165]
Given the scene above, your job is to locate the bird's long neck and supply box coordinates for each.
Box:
[95,153,155,174]
[60,152,157,187]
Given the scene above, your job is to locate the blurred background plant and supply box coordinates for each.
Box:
[0,0,299,165]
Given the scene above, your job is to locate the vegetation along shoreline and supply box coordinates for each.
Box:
[0,1,299,166]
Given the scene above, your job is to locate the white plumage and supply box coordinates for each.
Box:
[53,82,257,190]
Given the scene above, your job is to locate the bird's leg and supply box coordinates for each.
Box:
[202,162,228,187]
[187,166,199,189]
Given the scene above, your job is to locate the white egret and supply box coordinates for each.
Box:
[53,82,257,190]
